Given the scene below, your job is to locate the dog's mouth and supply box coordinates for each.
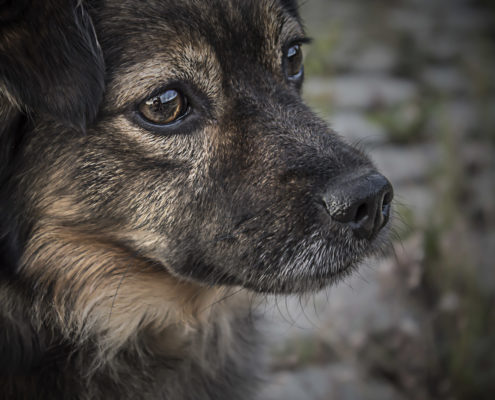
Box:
[238,228,382,294]
[209,188,392,294]
[161,204,390,295]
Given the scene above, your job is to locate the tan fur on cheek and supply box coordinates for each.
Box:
[21,223,246,363]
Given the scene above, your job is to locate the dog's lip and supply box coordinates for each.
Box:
[240,259,358,295]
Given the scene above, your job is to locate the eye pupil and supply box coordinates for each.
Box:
[139,89,188,125]
[152,98,161,111]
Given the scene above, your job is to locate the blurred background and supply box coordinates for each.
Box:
[260,0,495,399]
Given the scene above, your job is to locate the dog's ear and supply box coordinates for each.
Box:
[0,1,104,274]
[0,0,105,130]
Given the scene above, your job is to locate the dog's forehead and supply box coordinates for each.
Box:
[98,0,303,73]
[96,0,304,110]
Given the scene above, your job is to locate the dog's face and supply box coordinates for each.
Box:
[15,0,392,295]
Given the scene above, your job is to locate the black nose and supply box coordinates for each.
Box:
[322,172,393,240]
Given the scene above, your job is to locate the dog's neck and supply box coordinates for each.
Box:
[17,221,251,368]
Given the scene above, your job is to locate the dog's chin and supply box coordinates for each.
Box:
[206,249,369,295]
[161,255,359,295]
[158,222,389,295]
[229,225,391,294]
[238,259,360,295]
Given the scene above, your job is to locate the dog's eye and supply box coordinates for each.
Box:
[286,44,303,80]
[139,90,189,125]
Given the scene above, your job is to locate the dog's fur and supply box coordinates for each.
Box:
[0,0,390,398]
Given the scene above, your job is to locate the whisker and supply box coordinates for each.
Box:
[107,263,131,323]
[198,287,245,314]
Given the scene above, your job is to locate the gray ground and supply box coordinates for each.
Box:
[260,0,495,399]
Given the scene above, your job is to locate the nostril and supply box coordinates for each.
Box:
[381,189,393,216]
[354,203,368,224]
[383,191,392,207]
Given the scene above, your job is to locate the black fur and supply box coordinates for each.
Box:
[0,0,104,128]
[279,0,300,19]
[0,0,105,275]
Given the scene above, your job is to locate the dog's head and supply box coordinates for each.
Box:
[1,0,392,298]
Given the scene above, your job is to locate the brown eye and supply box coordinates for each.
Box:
[139,89,188,125]
[286,44,303,80]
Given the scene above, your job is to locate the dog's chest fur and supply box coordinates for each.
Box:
[86,311,261,400]
[1,282,261,400]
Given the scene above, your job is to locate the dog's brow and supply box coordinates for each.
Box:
[105,45,222,112]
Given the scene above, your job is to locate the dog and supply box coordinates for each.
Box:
[0,0,393,398]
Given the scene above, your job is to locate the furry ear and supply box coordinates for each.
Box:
[0,0,105,130]
[0,0,104,273]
